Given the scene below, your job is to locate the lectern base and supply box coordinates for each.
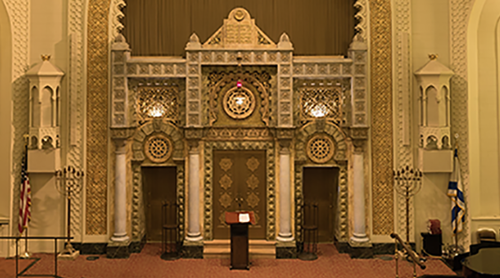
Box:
[160,252,179,261]
[298,252,318,261]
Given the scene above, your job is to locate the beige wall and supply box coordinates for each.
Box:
[0,0,12,258]
[411,0,453,251]
[27,0,69,252]
[29,174,65,252]
[0,0,12,220]
[468,0,500,243]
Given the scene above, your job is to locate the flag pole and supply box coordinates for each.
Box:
[20,135,30,259]
[454,198,458,249]
[449,135,462,257]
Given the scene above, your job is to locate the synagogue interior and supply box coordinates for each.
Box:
[0,0,500,276]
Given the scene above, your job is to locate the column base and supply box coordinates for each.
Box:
[185,233,203,242]
[276,233,294,242]
[111,232,129,242]
[350,233,369,243]
[182,240,203,258]
[106,241,130,259]
[276,240,297,259]
[348,239,373,259]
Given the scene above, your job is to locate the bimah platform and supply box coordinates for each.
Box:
[225,211,256,270]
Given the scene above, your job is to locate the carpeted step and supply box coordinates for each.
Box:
[418,275,464,278]
[203,239,276,259]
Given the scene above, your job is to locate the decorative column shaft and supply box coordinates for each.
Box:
[277,146,293,242]
[111,139,129,242]
[351,150,369,243]
[186,144,202,241]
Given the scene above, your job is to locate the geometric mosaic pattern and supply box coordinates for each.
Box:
[86,0,111,235]
[370,0,394,235]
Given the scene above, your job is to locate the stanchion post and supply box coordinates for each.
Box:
[394,238,399,278]
[16,237,19,278]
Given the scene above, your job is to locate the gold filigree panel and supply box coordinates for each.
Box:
[300,84,343,124]
[136,85,179,124]
[370,0,394,235]
[205,68,273,127]
[86,0,111,235]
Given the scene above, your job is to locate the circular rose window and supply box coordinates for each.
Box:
[306,134,335,164]
[223,86,256,120]
[144,134,172,163]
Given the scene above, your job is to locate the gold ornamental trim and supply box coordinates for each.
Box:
[206,128,273,141]
[370,0,394,235]
[86,0,111,235]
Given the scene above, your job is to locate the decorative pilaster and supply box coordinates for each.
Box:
[348,134,372,259]
[186,140,202,242]
[111,138,129,243]
[277,140,293,242]
[350,142,369,244]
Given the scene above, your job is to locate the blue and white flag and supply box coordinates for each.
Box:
[447,149,465,234]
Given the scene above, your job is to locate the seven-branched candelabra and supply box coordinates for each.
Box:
[393,166,422,244]
[55,166,84,256]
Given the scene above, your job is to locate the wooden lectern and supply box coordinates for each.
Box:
[225,211,256,270]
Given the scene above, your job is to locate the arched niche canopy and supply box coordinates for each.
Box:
[25,55,64,149]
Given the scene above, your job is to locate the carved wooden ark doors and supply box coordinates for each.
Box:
[213,150,266,239]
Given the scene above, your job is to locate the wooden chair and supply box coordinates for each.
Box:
[476,228,497,243]
[298,202,319,260]
[161,201,180,260]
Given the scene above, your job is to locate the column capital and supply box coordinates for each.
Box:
[352,139,365,154]
[184,127,203,140]
[278,139,292,153]
[110,127,135,140]
[187,140,200,153]
[276,127,294,140]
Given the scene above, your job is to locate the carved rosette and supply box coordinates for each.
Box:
[144,134,173,163]
[207,69,272,126]
[307,134,335,164]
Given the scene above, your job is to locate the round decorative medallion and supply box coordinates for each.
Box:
[234,9,245,21]
[144,134,172,163]
[223,86,256,119]
[306,134,335,164]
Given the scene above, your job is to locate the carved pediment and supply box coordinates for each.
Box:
[203,8,276,49]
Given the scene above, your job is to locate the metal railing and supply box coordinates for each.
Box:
[390,233,426,278]
[0,236,72,278]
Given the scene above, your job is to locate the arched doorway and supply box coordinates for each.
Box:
[467,0,500,242]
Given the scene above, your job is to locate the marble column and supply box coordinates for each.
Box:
[186,143,202,241]
[277,145,293,242]
[111,139,129,242]
[351,150,369,243]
